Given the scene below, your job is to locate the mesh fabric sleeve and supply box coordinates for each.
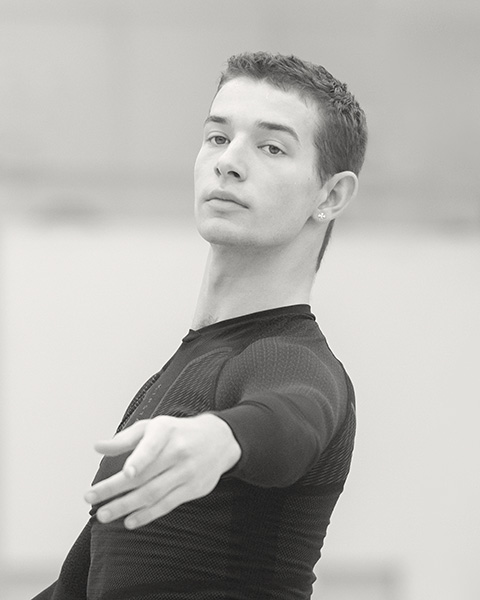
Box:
[213,336,348,488]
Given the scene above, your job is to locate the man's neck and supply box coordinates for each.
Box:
[192,244,316,330]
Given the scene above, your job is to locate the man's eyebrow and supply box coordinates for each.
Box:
[204,115,230,126]
[255,120,300,143]
[204,115,300,143]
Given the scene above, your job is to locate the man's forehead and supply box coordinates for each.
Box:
[208,77,317,131]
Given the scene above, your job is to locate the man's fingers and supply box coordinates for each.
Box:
[122,421,170,478]
[125,482,194,529]
[84,456,166,506]
[84,470,136,505]
[94,464,191,528]
[94,466,180,525]
[94,420,148,456]
[86,418,175,506]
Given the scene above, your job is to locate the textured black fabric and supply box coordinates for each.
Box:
[33,305,356,600]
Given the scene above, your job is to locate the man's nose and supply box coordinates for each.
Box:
[214,141,247,181]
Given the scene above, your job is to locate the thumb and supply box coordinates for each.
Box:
[94,420,148,456]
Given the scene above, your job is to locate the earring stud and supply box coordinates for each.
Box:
[318,212,326,220]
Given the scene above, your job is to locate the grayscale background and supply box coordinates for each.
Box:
[0,1,479,599]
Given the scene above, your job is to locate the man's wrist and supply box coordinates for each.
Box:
[199,413,242,473]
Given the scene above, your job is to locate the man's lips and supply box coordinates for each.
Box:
[206,190,247,208]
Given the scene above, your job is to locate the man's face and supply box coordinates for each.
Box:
[194,77,323,250]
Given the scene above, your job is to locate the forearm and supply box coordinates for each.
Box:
[214,390,341,487]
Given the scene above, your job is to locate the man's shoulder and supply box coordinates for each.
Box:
[223,322,341,383]
[238,308,324,345]
[244,314,327,356]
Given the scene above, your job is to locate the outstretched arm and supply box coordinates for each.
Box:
[84,413,241,529]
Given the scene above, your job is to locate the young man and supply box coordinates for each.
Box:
[34,51,367,600]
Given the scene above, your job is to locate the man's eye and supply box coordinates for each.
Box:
[208,135,229,145]
[261,144,284,155]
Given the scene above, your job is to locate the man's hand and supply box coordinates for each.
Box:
[84,414,241,529]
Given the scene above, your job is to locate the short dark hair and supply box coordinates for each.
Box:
[217,51,367,183]
[217,52,368,269]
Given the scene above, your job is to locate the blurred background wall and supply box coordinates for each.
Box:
[0,1,479,599]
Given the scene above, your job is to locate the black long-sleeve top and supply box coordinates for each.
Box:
[34,305,356,600]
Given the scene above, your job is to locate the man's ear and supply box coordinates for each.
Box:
[316,171,358,220]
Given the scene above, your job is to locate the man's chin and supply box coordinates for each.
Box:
[196,221,251,247]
